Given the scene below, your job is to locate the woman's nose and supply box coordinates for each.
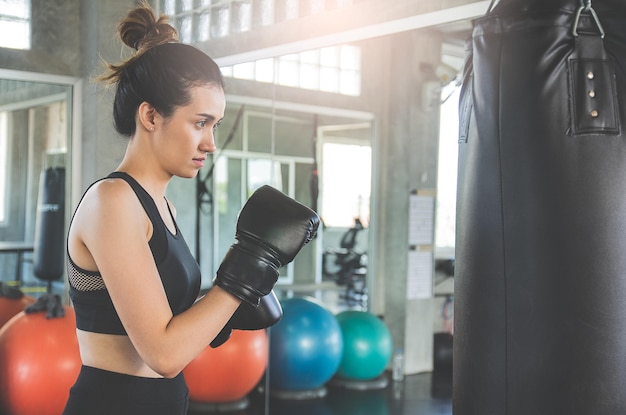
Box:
[201,130,216,154]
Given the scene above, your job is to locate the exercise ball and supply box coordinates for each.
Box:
[0,295,36,329]
[269,296,343,391]
[335,310,392,380]
[184,329,268,403]
[0,306,81,415]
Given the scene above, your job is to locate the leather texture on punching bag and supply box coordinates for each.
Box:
[454,1,626,414]
[33,167,65,281]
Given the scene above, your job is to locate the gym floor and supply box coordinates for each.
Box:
[188,371,453,415]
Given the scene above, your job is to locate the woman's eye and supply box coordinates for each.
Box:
[197,120,207,129]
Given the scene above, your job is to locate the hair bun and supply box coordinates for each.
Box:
[118,1,178,52]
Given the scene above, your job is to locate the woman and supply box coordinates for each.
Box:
[63,3,318,414]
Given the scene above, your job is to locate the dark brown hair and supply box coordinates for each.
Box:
[99,0,225,137]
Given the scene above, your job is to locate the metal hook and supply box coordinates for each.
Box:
[573,0,605,38]
[486,0,499,14]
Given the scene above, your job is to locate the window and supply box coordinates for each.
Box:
[0,0,31,50]
[160,0,353,40]
[221,45,362,96]
[321,141,371,227]
[434,83,460,258]
[0,112,8,223]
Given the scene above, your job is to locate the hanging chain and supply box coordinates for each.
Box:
[573,0,605,38]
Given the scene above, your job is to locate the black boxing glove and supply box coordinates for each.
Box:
[213,185,320,307]
[210,290,282,348]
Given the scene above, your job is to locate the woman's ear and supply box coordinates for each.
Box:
[137,101,158,132]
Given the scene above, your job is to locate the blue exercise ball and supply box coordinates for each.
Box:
[269,297,343,391]
[335,310,392,380]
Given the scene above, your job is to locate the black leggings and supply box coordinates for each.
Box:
[62,366,189,415]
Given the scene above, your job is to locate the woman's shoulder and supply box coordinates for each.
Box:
[78,176,145,221]
[87,175,137,200]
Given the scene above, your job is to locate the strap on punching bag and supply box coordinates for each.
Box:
[454,1,626,414]
[568,1,619,136]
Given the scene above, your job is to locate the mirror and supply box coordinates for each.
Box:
[0,71,78,297]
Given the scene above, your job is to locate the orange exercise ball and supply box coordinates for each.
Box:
[184,329,268,403]
[0,295,36,329]
[0,305,81,415]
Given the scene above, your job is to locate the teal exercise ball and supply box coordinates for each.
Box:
[269,297,343,391]
[335,310,393,380]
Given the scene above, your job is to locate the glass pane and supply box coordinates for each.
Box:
[220,66,233,77]
[2,0,30,18]
[196,11,210,42]
[300,50,318,64]
[293,162,317,283]
[214,157,242,274]
[299,63,318,90]
[310,0,325,14]
[178,15,192,43]
[339,69,360,96]
[233,62,254,79]
[274,117,315,158]
[180,0,194,11]
[255,58,275,83]
[46,101,68,152]
[435,86,460,254]
[280,53,299,62]
[284,0,299,20]
[0,20,30,50]
[248,159,284,192]
[278,60,299,87]
[253,0,274,27]
[215,105,244,151]
[319,67,339,92]
[162,0,176,15]
[231,0,252,33]
[322,142,371,227]
[327,0,352,9]
[247,115,272,153]
[210,5,230,38]
[320,47,339,67]
[340,45,360,70]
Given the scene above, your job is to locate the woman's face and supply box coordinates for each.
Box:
[153,84,225,179]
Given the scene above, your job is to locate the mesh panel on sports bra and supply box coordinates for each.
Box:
[67,257,106,291]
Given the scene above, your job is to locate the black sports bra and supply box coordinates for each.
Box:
[67,172,201,335]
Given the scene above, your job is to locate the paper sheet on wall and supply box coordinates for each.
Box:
[407,249,433,299]
[408,194,434,245]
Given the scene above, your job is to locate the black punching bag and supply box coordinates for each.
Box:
[454,1,626,414]
[33,167,65,282]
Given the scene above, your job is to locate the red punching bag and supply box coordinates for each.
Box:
[454,1,626,414]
